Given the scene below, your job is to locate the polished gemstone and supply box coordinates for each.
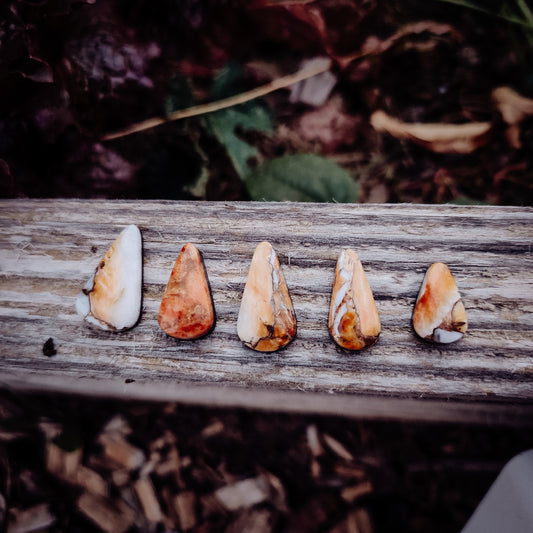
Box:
[328,249,380,350]
[237,241,296,352]
[412,262,467,343]
[158,243,214,339]
[76,225,142,331]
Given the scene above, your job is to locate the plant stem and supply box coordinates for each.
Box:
[101,60,332,141]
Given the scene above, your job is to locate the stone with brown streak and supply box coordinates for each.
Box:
[76,225,142,331]
[237,241,296,352]
[412,262,467,343]
[158,243,215,339]
[328,249,380,350]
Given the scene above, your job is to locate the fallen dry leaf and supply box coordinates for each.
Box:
[492,87,533,149]
[296,95,360,151]
[492,87,533,125]
[337,20,460,68]
[289,57,337,107]
[363,21,459,55]
[370,110,491,153]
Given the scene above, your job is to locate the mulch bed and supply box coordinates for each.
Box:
[1,390,532,533]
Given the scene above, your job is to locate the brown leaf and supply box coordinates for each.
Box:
[296,95,359,152]
[492,87,533,149]
[363,21,459,55]
[492,87,533,126]
[337,21,460,68]
[370,110,491,153]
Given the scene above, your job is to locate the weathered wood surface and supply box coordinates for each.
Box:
[1,200,532,425]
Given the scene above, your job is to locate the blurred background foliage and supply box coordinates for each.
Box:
[0,0,532,204]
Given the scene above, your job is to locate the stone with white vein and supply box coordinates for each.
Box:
[237,241,296,352]
[328,248,380,350]
[412,262,467,343]
[76,225,142,331]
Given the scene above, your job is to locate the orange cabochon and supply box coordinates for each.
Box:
[412,262,467,343]
[158,243,215,340]
[237,241,296,352]
[328,249,380,350]
[76,224,142,332]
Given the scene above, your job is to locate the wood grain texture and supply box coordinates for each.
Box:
[1,200,532,425]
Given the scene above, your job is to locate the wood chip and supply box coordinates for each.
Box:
[334,464,367,479]
[139,457,157,479]
[225,508,274,533]
[77,493,135,533]
[214,476,271,511]
[134,477,164,523]
[328,508,374,533]
[200,493,228,517]
[341,481,373,503]
[0,430,27,442]
[75,466,109,497]
[101,414,132,436]
[0,493,5,528]
[38,420,62,441]
[351,508,373,533]
[173,491,197,531]
[286,494,339,532]
[45,441,82,481]
[7,503,55,533]
[99,433,145,470]
[306,424,324,456]
[150,429,176,453]
[154,444,182,481]
[264,471,288,512]
[111,469,131,487]
[311,457,321,478]
[323,434,355,462]
[201,419,225,438]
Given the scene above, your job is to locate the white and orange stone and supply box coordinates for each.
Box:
[412,262,467,343]
[328,249,380,350]
[237,241,296,352]
[158,243,215,339]
[76,224,142,331]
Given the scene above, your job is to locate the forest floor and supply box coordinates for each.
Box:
[1,1,532,204]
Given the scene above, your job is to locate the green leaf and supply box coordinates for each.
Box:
[245,154,358,203]
[206,62,274,180]
[207,103,273,180]
[183,163,209,198]
[210,61,245,100]
[433,0,533,28]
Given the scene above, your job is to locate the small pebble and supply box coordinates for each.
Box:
[42,338,57,357]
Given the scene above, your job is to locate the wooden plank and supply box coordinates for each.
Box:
[1,200,532,425]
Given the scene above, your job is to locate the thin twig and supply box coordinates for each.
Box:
[101,60,332,141]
